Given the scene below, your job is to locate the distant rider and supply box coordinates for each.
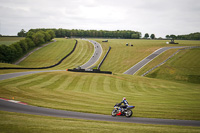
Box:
[119,97,129,114]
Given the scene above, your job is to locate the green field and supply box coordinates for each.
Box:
[94,39,200,74]
[0,71,199,120]
[0,37,24,45]
[0,38,200,132]
[1,111,200,133]
[146,48,200,84]
[19,38,77,68]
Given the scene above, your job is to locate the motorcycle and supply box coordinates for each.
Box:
[111,103,135,118]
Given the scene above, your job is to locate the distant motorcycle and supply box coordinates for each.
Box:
[111,103,135,118]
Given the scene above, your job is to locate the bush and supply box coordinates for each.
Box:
[25,38,35,49]
[0,44,17,63]
[19,39,29,53]
[11,42,23,58]
[32,31,45,46]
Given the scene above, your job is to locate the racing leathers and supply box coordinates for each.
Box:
[120,100,129,112]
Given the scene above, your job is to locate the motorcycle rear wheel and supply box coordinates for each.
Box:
[125,110,132,117]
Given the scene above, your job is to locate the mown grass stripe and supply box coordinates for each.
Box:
[44,74,69,90]
[24,74,54,88]
[109,77,119,93]
[103,76,111,93]
[35,74,64,89]
[81,75,93,92]
[19,39,75,68]
[73,75,86,92]
[0,73,39,86]
[96,76,106,93]
[64,41,85,67]
[16,74,48,88]
[88,75,98,92]
[56,75,75,91]
[65,40,89,68]
[67,75,82,91]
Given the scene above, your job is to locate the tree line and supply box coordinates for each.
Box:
[166,32,200,40]
[0,30,55,63]
[144,33,155,39]
[27,28,141,39]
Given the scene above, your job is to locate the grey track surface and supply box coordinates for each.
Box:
[0,70,63,81]
[124,46,186,75]
[0,99,199,126]
[80,40,102,69]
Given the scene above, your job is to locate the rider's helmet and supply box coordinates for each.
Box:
[123,97,126,100]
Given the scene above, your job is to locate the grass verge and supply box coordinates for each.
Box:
[146,48,200,84]
[0,111,200,133]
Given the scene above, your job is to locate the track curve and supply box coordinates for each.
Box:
[0,99,199,126]
[80,39,103,69]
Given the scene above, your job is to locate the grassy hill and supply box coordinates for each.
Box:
[0,38,94,73]
[0,71,199,120]
[0,38,200,132]
[51,39,94,70]
[146,48,200,84]
[94,39,200,74]
[19,38,76,68]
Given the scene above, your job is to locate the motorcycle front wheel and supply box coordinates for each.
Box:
[111,110,117,117]
[125,110,133,117]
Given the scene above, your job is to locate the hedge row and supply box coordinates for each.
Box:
[0,30,55,63]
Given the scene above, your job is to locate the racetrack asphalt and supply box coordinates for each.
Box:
[0,99,199,126]
[123,46,186,75]
[0,70,64,81]
[80,39,103,69]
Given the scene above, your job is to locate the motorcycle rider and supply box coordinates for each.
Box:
[119,97,129,114]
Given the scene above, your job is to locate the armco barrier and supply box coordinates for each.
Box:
[97,46,111,69]
[67,68,112,74]
[0,40,78,70]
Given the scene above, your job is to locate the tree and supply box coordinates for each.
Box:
[170,34,176,39]
[25,38,35,49]
[8,45,17,62]
[144,33,149,39]
[32,31,45,46]
[166,35,170,39]
[26,31,35,39]
[17,29,26,37]
[47,30,55,39]
[11,42,23,57]
[150,34,155,39]
[0,45,9,62]
[19,39,28,53]
[131,34,139,39]
[43,31,51,42]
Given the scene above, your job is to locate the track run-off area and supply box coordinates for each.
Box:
[0,39,200,127]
